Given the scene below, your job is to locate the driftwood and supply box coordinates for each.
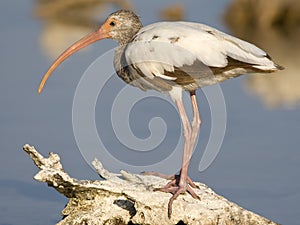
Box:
[22,144,279,225]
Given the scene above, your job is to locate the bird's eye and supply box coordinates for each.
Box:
[109,21,116,26]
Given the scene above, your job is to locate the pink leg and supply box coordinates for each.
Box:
[143,91,201,218]
[189,91,201,162]
[167,91,201,217]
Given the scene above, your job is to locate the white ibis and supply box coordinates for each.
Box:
[38,10,283,218]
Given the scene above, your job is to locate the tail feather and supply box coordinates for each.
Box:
[275,63,285,70]
[252,58,285,72]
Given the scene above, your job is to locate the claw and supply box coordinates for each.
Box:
[143,171,200,218]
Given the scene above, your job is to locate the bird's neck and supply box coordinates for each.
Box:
[116,25,143,46]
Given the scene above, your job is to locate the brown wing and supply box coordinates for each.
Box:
[162,56,280,91]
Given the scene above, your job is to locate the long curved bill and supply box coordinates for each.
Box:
[38,26,110,94]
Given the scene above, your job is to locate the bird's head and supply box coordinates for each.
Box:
[37,10,142,94]
[105,10,143,44]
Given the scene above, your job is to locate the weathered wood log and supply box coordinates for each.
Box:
[22,144,279,225]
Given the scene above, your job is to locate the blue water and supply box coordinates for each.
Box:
[1,0,299,224]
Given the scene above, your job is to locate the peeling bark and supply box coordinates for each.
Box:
[22,144,279,225]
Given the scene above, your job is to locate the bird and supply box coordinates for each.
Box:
[38,10,283,218]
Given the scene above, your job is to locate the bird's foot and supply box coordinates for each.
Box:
[142,172,200,218]
[160,178,200,218]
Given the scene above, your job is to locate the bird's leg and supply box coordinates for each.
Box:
[186,91,201,189]
[171,92,201,191]
[143,92,201,218]
[166,92,201,217]
[156,98,192,217]
[175,96,192,187]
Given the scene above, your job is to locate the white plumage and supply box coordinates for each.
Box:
[125,21,278,83]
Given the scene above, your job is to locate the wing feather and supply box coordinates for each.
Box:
[124,21,279,86]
